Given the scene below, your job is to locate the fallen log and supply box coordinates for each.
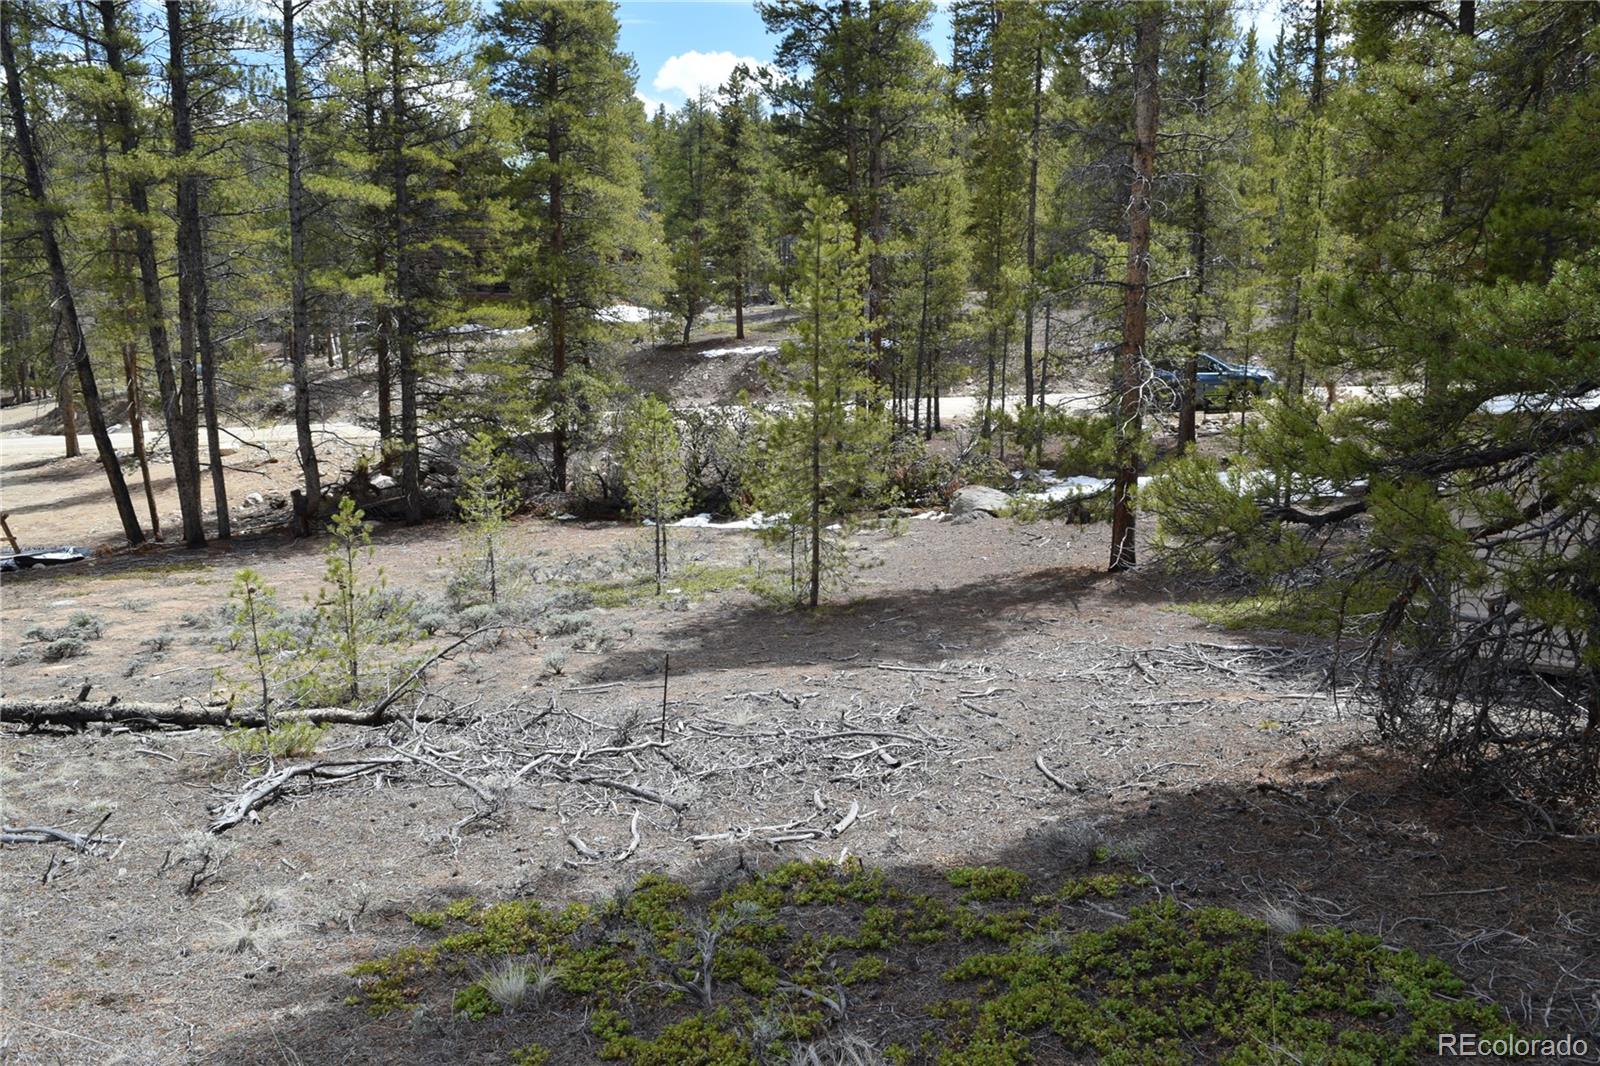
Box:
[1,698,387,731]
[208,757,406,833]
[3,626,519,732]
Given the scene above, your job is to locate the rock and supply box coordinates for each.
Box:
[369,473,398,491]
[244,492,264,506]
[950,485,1011,516]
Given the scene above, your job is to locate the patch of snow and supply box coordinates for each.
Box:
[599,304,654,324]
[1478,389,1600,416]
[700,345,778,359]
[669,511,783,530]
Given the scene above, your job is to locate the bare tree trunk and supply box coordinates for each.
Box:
[1178,13,1211,450]
[100,1,205,547]
[547,77,569,493]
[86,36,160,537]
[2,11,142,545]
[734,269,745,339]
[283,0,321,523]
[1039,302,1050,407]
[1021,37,1042,413]
[52,332,81,457]
[389,21,422,523]
[123,343,159,535]
[808,223,823,610]
[913,262,929,436]
[1110,5,1161,573]
[169,1,229,538]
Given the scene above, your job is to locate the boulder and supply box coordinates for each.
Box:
[950,485,1011,516]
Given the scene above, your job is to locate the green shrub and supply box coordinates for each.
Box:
[222,718,330,758]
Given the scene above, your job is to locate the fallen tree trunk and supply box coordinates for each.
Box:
[1,698,394,731]
[209,757,406,833]
[4,626,518,731]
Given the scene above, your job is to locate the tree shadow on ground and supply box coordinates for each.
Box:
[589,565,1116,683]
[195,743,1599,1065]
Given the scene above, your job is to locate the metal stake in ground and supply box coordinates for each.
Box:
[659,653,670,742]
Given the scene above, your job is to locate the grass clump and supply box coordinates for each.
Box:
[582,562,756,608]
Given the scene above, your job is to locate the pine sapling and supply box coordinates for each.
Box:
[621,396,689,593]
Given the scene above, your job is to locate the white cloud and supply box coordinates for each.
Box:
[635,90,675,115]
[652,50,760,100]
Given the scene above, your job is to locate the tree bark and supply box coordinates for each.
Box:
[1110,4,1161,573]
[99,0,204,548]
[1021,37,1043,415]
[1178,12,1211,450]
[734,269,745,339]
[52,331,80,457]
[168,1,229,538]
[2,11,143,546]
[388,14,422,523]
[283,0,322,523]
[547,58,569,493]
[87,46,161,538]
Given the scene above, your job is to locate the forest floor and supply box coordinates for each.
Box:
[2,512,1596,1064]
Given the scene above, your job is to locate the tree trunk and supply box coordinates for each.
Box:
[808,222,823,610]
[168,2,229,538]
[283,0,322,522]
[123,344,159,535]
[52,332,80,457]
[1021,38,1043,413]
[4,11,143,545]
[547,85,569,493]
[1039,302,1050,407]
[389,23,422,523]
[1178,15,1211,450]
[734,269,745,339]
[913,263,930,436]
[1110,5,1161,573]
[100,1,203,547]
[87,48,160,538]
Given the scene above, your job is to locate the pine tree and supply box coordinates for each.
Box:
[761,0,943,385]
[1109,2,1163,573]
[708,70,773,341]
[0,5,144,546]
[621,396,690,594]
[455,432,520,606]
[483,0,658,492]
[167,0,230,537]
[750,192,890,608]
[652,93,717,344]
[98,0,207,547]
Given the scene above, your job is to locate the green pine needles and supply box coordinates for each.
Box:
[621,396,691,594]
[454,432,522,607]
[749,192,891,608]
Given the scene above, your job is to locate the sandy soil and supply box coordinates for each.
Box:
[1,397,377,550]
[1,513,1595,1064]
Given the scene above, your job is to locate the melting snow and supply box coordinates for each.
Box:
[599,304,655,324]
[1478,390,1600,416]
[700,344,778,359]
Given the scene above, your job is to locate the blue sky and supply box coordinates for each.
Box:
[618,1,1284,114]
[618,1,953,113]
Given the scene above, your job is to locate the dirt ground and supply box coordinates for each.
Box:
[2,511,1596,1064]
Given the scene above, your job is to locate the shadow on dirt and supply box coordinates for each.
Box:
[200,746,1600,1065]
[589,565,1115,682]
